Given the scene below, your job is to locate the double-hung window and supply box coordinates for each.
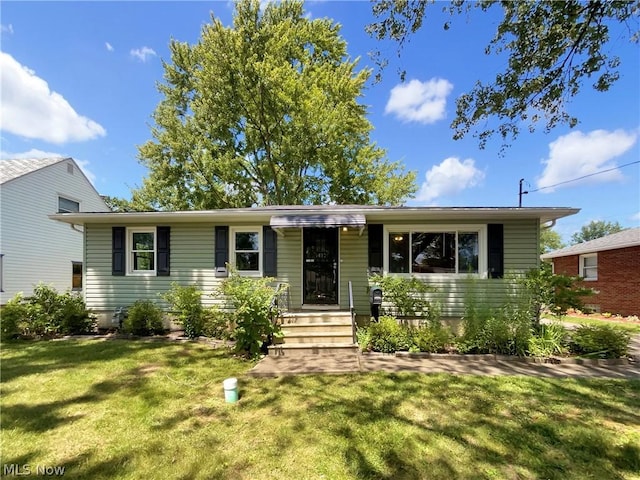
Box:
[231,228,261,275]
[579,254,597,281]
[128,228,156,274]
[386,226,484,275]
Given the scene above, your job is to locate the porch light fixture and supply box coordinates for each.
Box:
[342,226,348,232]
[394,235,404,242]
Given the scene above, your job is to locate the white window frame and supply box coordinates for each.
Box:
[579,253,598,281]
[127,227,156,276]
[58,195,80,213]
[383,224,487,278]
[230,226,262,276]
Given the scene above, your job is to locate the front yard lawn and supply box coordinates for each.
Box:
[556,315,640,334]
[1,340,639,479]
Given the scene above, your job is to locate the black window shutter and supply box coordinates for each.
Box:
[368,224,383,274]
[487,224,504,279]
[263,226,278,277]
[157,226,170,276]
[112,227,126,276]
[215,226,229,277]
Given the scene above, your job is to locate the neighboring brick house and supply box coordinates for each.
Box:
[541,228,640,316]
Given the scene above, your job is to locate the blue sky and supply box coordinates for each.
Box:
[1,1,639,242]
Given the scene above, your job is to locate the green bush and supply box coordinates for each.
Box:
[123,300,165,336]
[368,316,406,353]
[412,322,453,353]
[163,283,204,338]
[0,295,28,341]
[216,270,281,358]
[363,316,454,353]
[369,274,439,319]
[202,307,235,340]
[355,325,372,352]
[528,322,569,357]
[521,264,594,326]
[1,285,95,338]
[569,324,630,359]
[457,302,531,356]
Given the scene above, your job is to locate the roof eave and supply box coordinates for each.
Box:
[49,206,581,226]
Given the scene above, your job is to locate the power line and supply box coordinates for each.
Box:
[527,160,640,194]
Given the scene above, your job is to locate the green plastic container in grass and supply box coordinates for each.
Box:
[223,377,238,403]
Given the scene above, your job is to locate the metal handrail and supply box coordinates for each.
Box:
[269,282,290,323]
[348,280,356,344]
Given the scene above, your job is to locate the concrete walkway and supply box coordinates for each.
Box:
[248,333,640,379]
[248,352,640,378]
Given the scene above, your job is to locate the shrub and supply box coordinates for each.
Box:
[0,294,28,341]
[163,283,204,338]
[2,285,95,338]
[355,325,372,352]
[216,270,281,358]
[528,322,569,357]
[364,316,454,353]
[569,324,630,359]
[368,316,406,353]
[457,301,531,356]
[521,264,594,327]
[369,274,439,319]
[57,293,96,334]
[123,300,165,336]
[412,322,453,353]
[202,307,235,340]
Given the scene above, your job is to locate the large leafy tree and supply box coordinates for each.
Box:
[135,0,416,210]
[540,228,564,255]
[367,0,639,149]
[570,220,624,244]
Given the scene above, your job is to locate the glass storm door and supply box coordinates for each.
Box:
[303,228,338,305]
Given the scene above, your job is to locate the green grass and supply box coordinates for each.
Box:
[555,316,640,334]
[2,340,639,480]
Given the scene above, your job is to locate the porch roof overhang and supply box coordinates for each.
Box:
[270,213,366,235]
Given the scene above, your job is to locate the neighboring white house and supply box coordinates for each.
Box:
[0,157,110,304]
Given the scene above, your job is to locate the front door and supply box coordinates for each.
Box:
[303,228,338,305]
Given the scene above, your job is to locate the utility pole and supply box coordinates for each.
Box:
[518,178,528,207]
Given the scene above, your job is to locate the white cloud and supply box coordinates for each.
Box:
[631,212,640,222]
[1,24,14,34]
[385,78,453,124]
[537,129,638,192]
[130,46,156,62]
[0,52,106,144]
[416,157,485,203]
[106,42,114,52]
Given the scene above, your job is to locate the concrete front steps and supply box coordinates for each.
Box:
[268,311,358,356]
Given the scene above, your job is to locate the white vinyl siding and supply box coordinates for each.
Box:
[0,159,109,304]
[83,217,542,320]
[276,228,302,309]
[85,224,224,311]
[339,227,369,313]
